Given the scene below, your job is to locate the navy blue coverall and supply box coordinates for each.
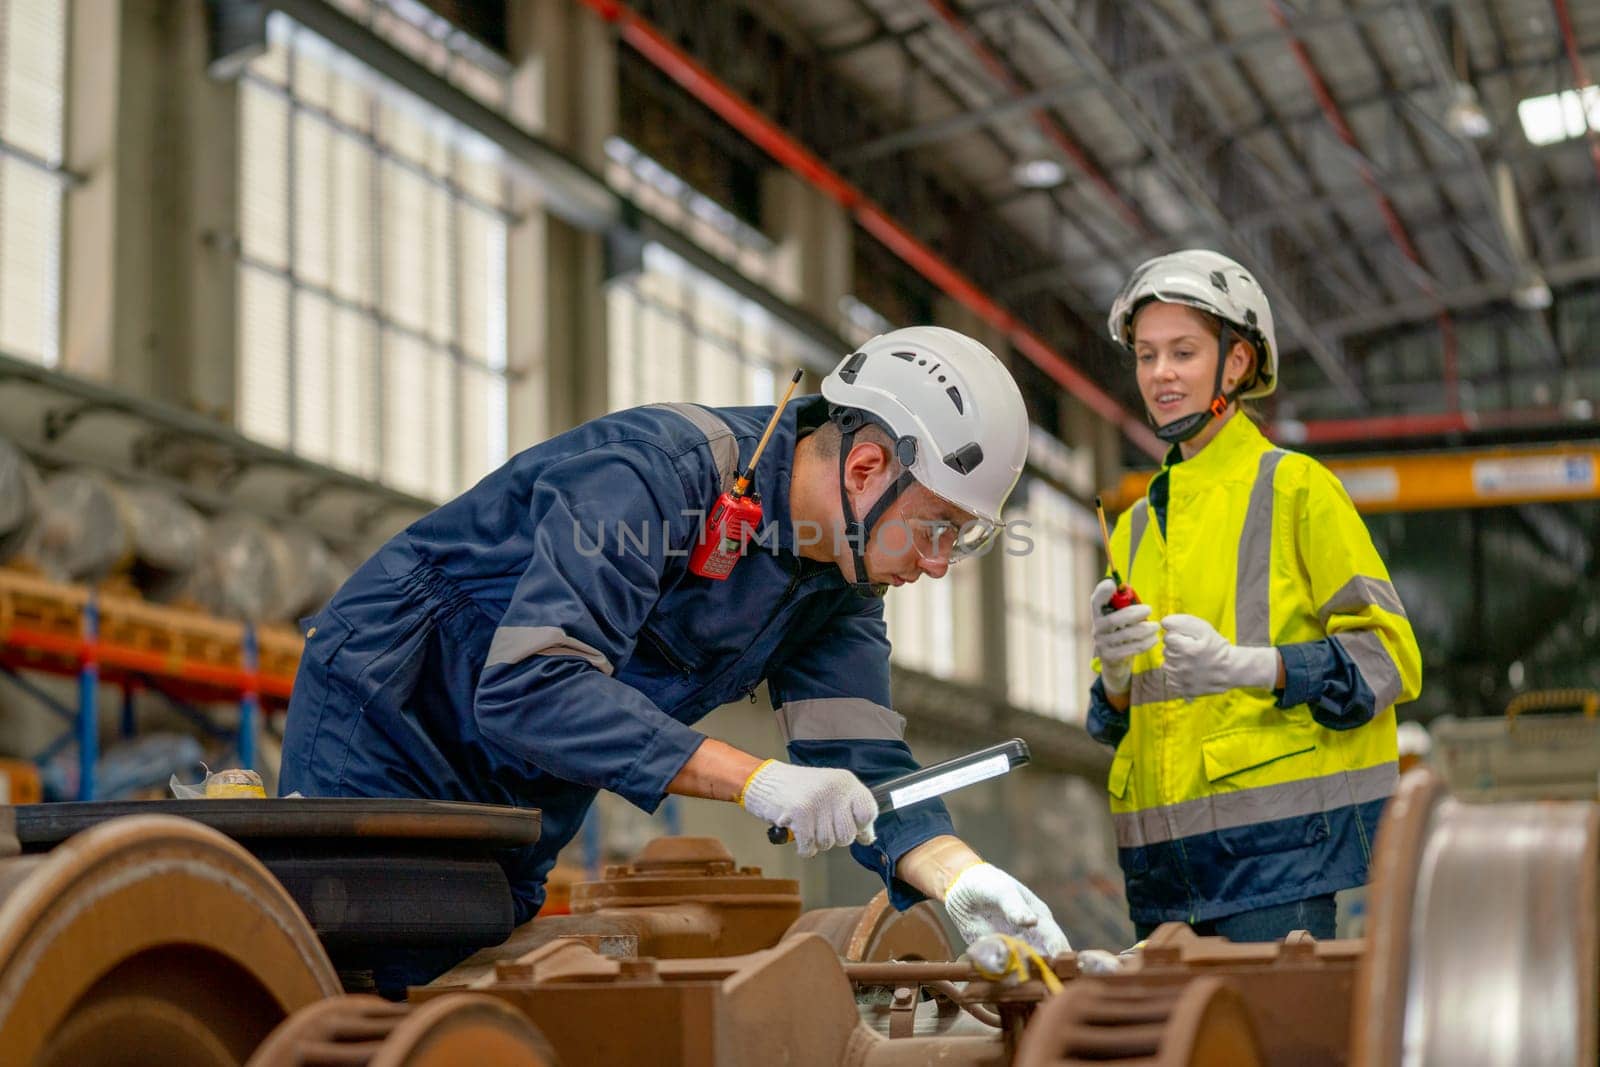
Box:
[280,396,953,929]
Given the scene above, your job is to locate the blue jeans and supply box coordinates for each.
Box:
[1135,893,1338,942]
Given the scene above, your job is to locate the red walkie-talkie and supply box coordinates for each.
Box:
[689,371,804,580]
[1094,495,1141,613]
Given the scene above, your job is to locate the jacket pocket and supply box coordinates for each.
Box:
[638,618,709,675]
[1201,724,1316,785]
[1202,723,1329,859]
[303,606,355,667]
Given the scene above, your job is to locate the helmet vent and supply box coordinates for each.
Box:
[838,351,867,384]
[943,442,983,474]
[945,387,964,414]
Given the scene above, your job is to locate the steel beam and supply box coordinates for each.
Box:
[1391,0,1561,365]
[835,1,1418,164]
[584,0,1163,455]
[1314,254,1600,337]
[1018,0,1364,401]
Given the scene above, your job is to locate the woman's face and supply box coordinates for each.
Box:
[1131,301,1251,427]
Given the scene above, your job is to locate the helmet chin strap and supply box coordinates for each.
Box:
[834,410,918,597]
[1152,323,1240,445]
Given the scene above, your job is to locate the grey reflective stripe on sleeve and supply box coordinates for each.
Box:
[1318,575,1409,626]
[1127,499,1149,574]
[1234,450,1285,646]
[1130,666,1169,706]
[1333,630,1402,710]
[776,698,907,743]
[486,625,614,675]
[649,402,740,490]
[1112,762,1396,848]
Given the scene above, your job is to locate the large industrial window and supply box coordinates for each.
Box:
[236,14,512,502]
[603,138,813,412]
[0,0,67,367]
[1005,480,1101,721]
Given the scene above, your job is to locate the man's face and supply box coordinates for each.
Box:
[858,484,976,587]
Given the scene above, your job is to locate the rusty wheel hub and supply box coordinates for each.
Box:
[0,815,340,1066]
[784,889,953,961]
[246,994,558,1066]
[1354,767,1600,1066]
[1013,977,1263,1067]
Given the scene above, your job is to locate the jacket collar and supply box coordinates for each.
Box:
[1160,409,1273,485]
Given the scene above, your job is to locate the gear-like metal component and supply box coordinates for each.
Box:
[0,814,341,1066]
[1353,767,1599,1066]
[784,889,953,961]
[1013,976,1264,1067]
[246,994,558,1066]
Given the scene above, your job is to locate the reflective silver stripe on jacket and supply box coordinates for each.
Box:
[1318,575,1408,626]
[649,402,740,490]
[1127,498,1150,574]
[485,625,614,675]
[1234,450,1285,646]
[1334,630,1403,710]
[1131,666,1169,706]
[776,698,907,743]
[1111,762,1397,848]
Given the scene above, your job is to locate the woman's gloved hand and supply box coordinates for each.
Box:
[1160,614,1280,700]
[1091,578,1159,695]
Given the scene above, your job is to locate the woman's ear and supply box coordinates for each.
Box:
[1225,339,1256,393]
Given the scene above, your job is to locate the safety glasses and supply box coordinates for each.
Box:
[886,517,1002,565]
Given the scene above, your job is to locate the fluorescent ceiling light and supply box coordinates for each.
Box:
[1517,86,1600,146]
[1012,157,1067,189]
[1445,83,1492,140]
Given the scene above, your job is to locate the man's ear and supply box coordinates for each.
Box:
[843,440,892,494]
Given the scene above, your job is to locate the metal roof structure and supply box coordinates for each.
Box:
[612,0,1600,455]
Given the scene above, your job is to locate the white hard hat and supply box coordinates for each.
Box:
[821,326,1029,526]
[1107,249,1278,400]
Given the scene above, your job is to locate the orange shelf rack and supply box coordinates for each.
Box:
[0,568,303,800]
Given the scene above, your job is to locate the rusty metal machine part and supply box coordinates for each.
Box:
[416,934,1006,1067]
[247,994,558,1067]
[1013,977,1263,1067]
[784,890,953,962]
[1114,928,1359,1066]
[13,798,545,846]
[838,922,1362,1065]
[1353,767,1600,1067]
[0,814,341,1066]
[15,798,544,976]
[435,836,802,986]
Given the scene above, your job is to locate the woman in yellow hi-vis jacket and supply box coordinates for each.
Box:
[1087,249,1421,942]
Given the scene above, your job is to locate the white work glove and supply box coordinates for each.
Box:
[1159,614,1279,701]
[1090,578,1159,695]
[944,862,1072,958]
[738,760,878,858]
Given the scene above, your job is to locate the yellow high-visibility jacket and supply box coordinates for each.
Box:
[1089,413,1421,924]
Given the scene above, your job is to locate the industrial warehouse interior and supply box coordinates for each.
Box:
[0,0,1597,1063]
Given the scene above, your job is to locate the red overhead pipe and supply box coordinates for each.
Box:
[921,0,1149,235]
[1552,0,1600,189]
[582,0,1164,457]
[1266,0,1460,413]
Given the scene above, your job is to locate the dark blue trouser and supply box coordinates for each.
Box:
[1135,892,1338,942]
